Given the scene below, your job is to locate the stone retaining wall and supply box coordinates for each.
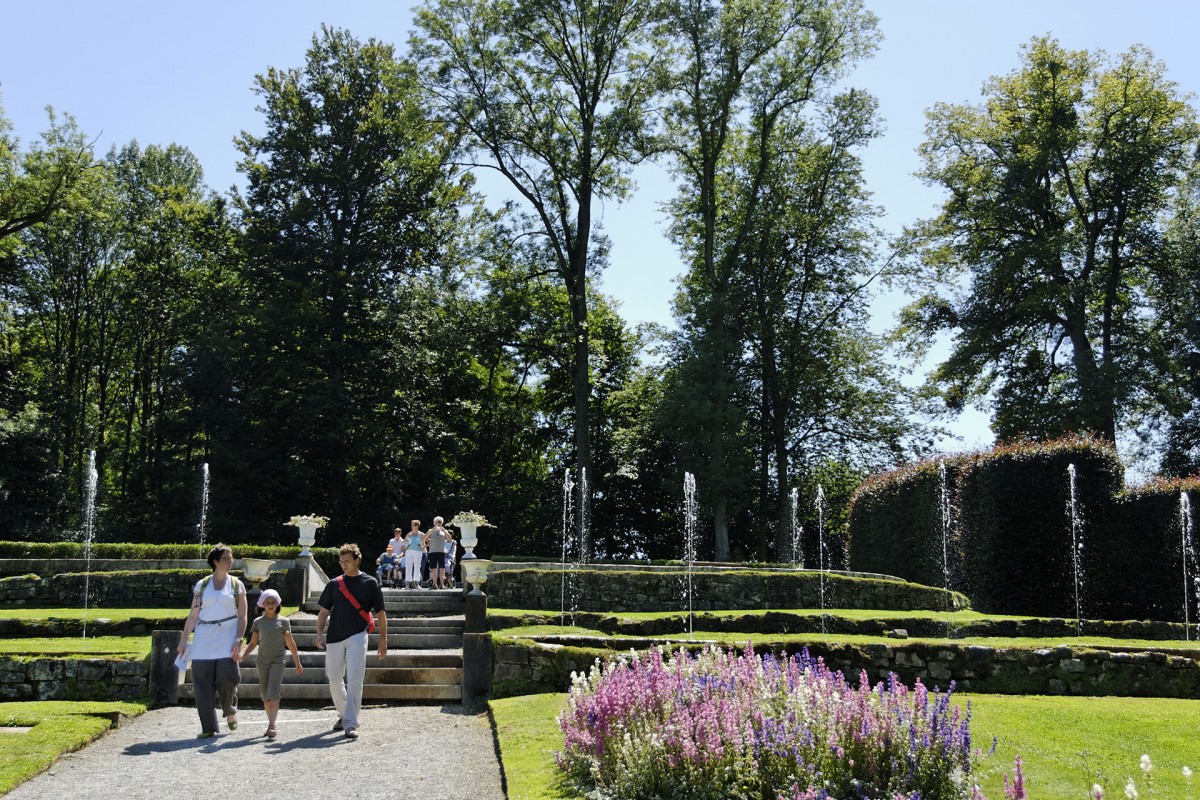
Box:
[0,569,299,608]
[0,656,148,701]
[487,568,964,613]
[491,638,1200,699]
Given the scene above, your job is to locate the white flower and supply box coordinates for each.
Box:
[1140,754,1152,774]
[1183,766,1194,779]
[1125,777,1138,798]
[286,514,329,528]
[1091,783,1104,799]
[450,510,491,527]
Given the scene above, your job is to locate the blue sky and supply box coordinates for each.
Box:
[3,0,1198,456]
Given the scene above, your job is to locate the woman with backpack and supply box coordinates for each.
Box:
[177,543,248,738]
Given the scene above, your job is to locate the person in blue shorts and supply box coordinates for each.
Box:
[376,545,400,588]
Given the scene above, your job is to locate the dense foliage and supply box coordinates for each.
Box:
[903,36,1199,452]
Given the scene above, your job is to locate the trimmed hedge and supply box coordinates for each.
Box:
[846,459,959,591]
[849,437,1200,620]
[955,437,1123,616]
[0,541,343,580]
[1090,476,1200,622]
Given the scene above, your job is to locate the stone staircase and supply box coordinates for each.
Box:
[179,588,466,703]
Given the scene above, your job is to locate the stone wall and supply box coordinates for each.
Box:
[491,638,1200,699]
[487,568,964,613]
[0,569,298,608]
[0,656,148,701]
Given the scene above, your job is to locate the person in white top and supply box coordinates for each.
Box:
[178,543,248,738]
[386,527,407,586]
[403,519,425,589]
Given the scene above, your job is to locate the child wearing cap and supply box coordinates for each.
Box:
[240,589,302,740]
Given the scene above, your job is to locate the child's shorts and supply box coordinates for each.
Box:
[256,660,285,701]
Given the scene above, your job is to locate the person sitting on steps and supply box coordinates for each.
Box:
[376,545,400,588]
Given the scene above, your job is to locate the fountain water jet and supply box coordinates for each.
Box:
[790,487,803,568]
[560,469,576,625]
[815,484,827,634]
[578,467,589,565]
[938,461,953,636]
[939,461,951,592]
[683,472,697,639]
[81,450,98,639]
[197,462,210,545]
[1066,464,1085,636]
[1182,492,1197,642]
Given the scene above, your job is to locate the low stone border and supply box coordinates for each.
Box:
[491,637,1200,699]
[0,569,301,607]
[0,656,148,701]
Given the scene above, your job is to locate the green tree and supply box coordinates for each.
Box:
[1157,155,1200,476]
[0,103,93,252]
[661,0,881,559]
[905,37,1198,445]
[0,106,99,516]
[232,26,471,537]
[104,142,237,536]
[412,0,661,543]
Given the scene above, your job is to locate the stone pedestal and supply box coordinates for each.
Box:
[148,629,183,708]
[465,592,488,634]
[462,632,493,706]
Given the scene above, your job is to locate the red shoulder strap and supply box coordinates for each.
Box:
[335,576,375,633]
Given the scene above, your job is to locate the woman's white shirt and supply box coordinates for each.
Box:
[190,576,240,660]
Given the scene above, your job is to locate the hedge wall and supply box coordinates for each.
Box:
[1089,477,1200,622]
[846,436,1172,618]
[956,438,1123,615]
[847,459,960,591]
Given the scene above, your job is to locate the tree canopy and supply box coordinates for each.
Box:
[904,36,1199,446]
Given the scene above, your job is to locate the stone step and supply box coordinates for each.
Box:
[238,651,463,668]
[180,682,461,702]
[216,666,463,686]
[290,633,463,650]
[303,597,466,616]
[286,617,463,633]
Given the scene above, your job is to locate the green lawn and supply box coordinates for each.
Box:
[0,608,187,622]
[490,607,1024,623]
[491,693,1200,799]
[494,625,1199,652]
[0,636,152,659]
[0,701,148,795]
[0,606,299,622]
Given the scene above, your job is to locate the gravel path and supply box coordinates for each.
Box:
[6,704,506,800]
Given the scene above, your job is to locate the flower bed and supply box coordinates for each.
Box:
[558,645,1020,799]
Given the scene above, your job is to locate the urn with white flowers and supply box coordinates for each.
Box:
[450,511,491,560]
[287,514,329,557]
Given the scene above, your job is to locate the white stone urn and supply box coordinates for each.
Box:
[241,557,275,587]
[450,511,489,560]
[288,514,328,557]
[458,522,479,560]
[296,522,318,556]
[461,559,493,595]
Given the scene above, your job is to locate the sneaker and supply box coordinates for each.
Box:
[227,715,238,731]
[197,731,216,739]
[344,727,359,739]
[332,718,344,731]
[266,728,277,740]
